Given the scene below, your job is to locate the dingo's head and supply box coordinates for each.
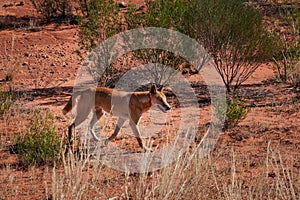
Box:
[150,84,171,113]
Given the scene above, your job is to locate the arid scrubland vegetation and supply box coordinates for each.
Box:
[0,0,299,199]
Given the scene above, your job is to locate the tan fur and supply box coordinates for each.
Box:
[63,85,171,151]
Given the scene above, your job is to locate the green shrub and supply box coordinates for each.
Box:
[15,109,62,166]
[225,97,250,128]
[183,0,277,93]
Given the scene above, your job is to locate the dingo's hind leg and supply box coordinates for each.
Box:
[67,100,93,144]
[89,108,103,141]
[67,123,76,146]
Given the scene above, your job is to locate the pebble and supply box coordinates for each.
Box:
[22,62,28,66]
[119,1,127,8]
[24,52,32,57]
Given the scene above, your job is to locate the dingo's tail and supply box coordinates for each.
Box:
[62,91,81,115]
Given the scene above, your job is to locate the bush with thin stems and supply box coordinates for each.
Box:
[271,0,300,86]
[183,0,277,93]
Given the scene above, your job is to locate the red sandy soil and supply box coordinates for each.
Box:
[0,0,299,199]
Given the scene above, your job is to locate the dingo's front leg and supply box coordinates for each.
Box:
[129,120,152,152]
[105,118,126,145]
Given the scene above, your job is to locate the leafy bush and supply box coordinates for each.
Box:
[225,97,249,128]
[15,109,62,166]
[183,0,277,93]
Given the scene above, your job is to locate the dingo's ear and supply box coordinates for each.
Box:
[150,84,157,94]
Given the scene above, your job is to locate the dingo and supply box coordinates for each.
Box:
[63,84,171,151]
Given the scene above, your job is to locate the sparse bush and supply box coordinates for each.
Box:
[30,0,73,19]
[0,89,16,117]
[15,109,62,166]
[273,41,300,84]
[183,0,277,93]
[271,0,300,86]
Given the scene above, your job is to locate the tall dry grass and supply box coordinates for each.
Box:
[41,139,299,199]
[1,132,299,199]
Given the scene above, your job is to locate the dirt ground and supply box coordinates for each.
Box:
[0,0,299,199]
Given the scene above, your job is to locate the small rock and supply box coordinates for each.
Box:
[268,172,276,178]
[24,52,32,57]
[22,62,29,66]
[119,1,127,8]
[3,3,14,8]
[16,1,24,6]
